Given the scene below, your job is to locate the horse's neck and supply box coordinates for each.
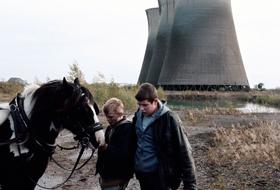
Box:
[0,103,10,125]
[23,94,34,119]
[24,92,61,144]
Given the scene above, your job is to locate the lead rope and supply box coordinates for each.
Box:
[28,136,92,189]
[50,147,94,171]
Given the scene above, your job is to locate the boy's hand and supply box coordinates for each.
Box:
[95,130,105,146]
[98,143,108,156]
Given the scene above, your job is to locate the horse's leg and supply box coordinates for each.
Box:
[0,153,49,190]
[24,154,49,189]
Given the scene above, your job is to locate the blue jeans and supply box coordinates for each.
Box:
[101,183,128,190]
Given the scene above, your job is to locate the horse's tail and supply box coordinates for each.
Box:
[0,103,10,125]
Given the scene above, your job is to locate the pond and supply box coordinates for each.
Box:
[166,99,280,113]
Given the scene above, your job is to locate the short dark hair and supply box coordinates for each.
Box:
[135,83,158,103]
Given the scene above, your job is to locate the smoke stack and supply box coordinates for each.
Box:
[158,0,249,90]
[145,0,178,86]
[138,8,160,84]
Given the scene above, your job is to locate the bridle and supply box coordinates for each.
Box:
[31,135,94,189]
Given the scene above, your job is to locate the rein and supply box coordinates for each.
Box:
[28,136,94,189]
[51,137,94,171]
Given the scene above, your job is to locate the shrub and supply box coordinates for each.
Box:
[0,82,24,102]
[158,86,167,100]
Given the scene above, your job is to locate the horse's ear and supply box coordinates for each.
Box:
[74,78,81,86]
[63,77,72,92]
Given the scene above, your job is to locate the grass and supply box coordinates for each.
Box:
[208,119,280,166]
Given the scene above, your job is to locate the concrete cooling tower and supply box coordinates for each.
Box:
[137,8,160,84]
[145,0,178,87]
[157,0,249,90]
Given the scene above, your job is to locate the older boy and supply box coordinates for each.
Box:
[133,83,197,190]
[96,98,135,190]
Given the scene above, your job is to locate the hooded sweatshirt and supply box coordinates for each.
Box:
[134,100,169,172]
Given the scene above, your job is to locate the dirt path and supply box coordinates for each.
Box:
[35,112,280,190]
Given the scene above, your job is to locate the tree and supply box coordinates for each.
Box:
[257,83,264,90]
[8,77,28,87]
[66,61,86,84]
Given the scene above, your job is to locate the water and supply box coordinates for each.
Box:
[166,99,280,113]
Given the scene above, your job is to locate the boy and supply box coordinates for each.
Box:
[96,98,135,190]
[133,83,197,190]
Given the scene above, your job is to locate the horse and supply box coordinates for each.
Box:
[0,77,105,190]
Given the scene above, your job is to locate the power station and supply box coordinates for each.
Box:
[138,8,160,84]
[145,0,178,86]
[138,0,249,91]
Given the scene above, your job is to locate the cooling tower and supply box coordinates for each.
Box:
[137,8,160,84]
[158,0,249,91]
[145,0,178,87]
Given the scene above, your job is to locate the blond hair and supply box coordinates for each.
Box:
[102,97,124,114]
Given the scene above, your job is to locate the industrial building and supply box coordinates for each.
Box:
[138,0,249,91]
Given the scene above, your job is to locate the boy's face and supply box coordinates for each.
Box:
[105,110,123,126]
[137,99,158,116]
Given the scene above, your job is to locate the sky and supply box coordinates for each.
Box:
[0,0,279,89]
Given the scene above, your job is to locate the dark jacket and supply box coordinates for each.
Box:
[95,117,136,181]
[133,101,197,190]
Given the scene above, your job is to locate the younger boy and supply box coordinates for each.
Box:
[96,98,135,190]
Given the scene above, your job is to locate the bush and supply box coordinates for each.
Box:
[0,82,24,102]
[158,86,167,100]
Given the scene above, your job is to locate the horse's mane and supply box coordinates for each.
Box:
[22,84,40,118]
[0,84,39,125]
[32,80,82,113]
[29,80,95,129]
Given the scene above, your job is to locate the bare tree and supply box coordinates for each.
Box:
[67,61,86,84]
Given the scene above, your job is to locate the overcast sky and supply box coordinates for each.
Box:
[0,0,279,89]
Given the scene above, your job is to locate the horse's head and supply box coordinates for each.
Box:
[28,77,104,153]
[60,78,104,148]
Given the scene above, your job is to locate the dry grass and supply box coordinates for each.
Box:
[208,118,280,166]
[174,107,280,189]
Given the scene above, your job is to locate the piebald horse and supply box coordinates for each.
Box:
[0,78,104,190]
